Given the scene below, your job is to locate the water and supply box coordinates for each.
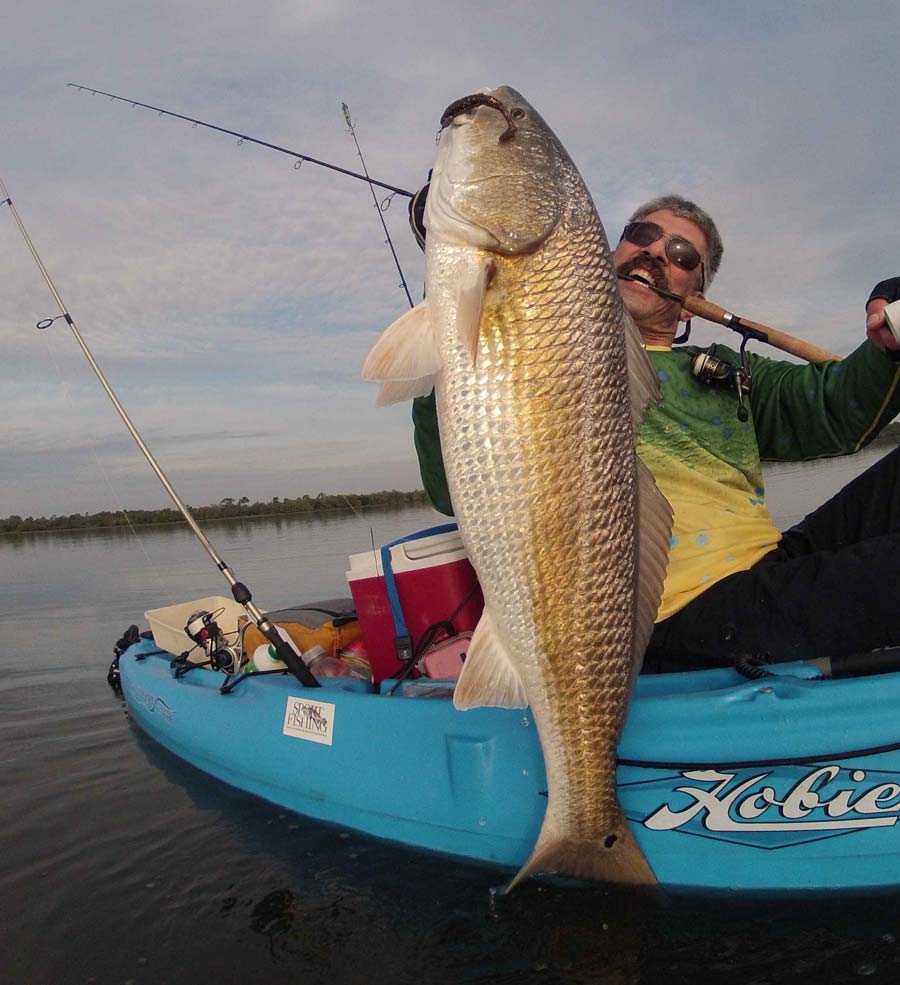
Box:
[3,453,900,984]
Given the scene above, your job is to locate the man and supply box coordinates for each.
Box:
[411,194,900,670]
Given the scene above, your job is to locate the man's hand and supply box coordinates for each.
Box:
[866,299,898,352]
[866,277,900,353]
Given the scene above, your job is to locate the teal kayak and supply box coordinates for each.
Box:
[119,633,900,893]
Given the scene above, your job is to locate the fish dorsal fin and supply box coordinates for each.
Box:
[455,258,494,369]
[376,376,438,406]
[362,301,441,382]
[623,310,661,429]
[453,606,528,710]
[632,458,673,673]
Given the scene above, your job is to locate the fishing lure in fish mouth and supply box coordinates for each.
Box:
[440,93,522,142]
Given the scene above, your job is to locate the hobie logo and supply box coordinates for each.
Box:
[644,766,900,836]
[132,685,175,724]
[283,696,335,746]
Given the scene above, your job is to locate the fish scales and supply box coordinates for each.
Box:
[435,211,636,833]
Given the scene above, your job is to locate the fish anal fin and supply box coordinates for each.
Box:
[362,301,441,382]
[452,607,527,710]
[455,258,495,370]
[501,813,658,894]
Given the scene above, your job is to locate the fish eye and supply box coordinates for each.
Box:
[511,108,526,120]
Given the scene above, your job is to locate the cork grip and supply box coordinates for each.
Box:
[682,295,842,364]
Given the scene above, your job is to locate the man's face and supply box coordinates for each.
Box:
[614,209,709,325]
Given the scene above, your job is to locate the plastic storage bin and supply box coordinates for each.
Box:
[145,595,246,660]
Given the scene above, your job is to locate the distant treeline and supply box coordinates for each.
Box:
[6,420,900,535]
[1,489,431,535]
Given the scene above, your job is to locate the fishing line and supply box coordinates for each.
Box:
[69,81,417,310]
[342,102,414,308]
[0,175,319,688]
[68,83,414,198]
[2,198,176,594]
[32,316,170,599]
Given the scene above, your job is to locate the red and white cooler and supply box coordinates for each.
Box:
[346,525,484,683]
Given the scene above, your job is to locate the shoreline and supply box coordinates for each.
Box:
[7,424,898,537]
[1,491,432,537]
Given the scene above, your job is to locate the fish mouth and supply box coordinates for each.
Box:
[440,92,519,143]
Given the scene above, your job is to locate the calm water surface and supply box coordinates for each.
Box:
[3,452,900,984]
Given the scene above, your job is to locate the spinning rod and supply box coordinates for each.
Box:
[0,176,319,689]
[69,82,416,309]
[343,102,414,309]
[68,83,413,198]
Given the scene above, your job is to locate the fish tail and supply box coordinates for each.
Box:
[499,813,657,894]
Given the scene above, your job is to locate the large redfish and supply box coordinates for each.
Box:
[363,86,672,888]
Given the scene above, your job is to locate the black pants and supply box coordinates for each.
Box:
[646,445,900,672]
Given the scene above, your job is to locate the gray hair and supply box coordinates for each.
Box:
[628,195,724,287]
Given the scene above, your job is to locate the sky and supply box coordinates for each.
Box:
[2,0,900,518]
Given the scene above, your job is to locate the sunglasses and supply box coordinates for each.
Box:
[621,221,706,288]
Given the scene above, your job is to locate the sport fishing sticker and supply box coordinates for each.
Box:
[283,696,336,746]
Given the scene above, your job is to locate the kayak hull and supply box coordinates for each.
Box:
[120,639,900,893]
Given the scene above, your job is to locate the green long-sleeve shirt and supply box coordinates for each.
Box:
[412,339,900,619]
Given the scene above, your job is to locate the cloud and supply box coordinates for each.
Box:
[2,0,900,515]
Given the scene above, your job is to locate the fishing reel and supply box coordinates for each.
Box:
[690,342,753,422]
[184,608,242,675]
[408,171,431,251]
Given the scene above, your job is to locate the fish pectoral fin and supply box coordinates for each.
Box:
[633,458,674,672]
[452,607,527,710]
[362,301,441,382]
[455,258,495,369]
[623,311,663,429]
[376,376,438,406]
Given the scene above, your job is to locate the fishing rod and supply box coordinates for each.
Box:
[0,175,319,689]
[67,83,414,199]
[69,83,416,308]
[619,273,842,363]
[343,102,414,309]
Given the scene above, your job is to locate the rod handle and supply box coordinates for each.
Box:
[682,295,842,364]
[259,623,321,688]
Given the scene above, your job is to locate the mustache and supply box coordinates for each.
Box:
[616,255,671,294]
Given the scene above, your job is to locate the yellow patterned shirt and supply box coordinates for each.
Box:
[640,347,779,619]
[641,343,900,619]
